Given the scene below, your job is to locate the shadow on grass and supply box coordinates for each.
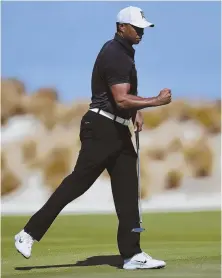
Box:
[15,255,123,270]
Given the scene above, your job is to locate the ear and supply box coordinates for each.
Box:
[118,23,126,33]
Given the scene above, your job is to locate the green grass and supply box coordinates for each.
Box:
[1,211,221,278]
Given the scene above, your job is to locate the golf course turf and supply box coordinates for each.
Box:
[1,210,221,278]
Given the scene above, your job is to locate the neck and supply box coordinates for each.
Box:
[116,32,133,46]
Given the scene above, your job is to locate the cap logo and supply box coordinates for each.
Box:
[140,11,145,19]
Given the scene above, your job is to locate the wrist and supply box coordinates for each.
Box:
[152,96,161,106]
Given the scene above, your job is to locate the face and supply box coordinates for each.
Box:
[119,24,144,45]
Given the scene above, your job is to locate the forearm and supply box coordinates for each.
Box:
[111,83,171,110]
[117,94,163,110]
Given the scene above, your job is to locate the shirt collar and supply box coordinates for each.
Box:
[114,33,135,58]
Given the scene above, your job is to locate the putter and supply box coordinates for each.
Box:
[132,130,145,233]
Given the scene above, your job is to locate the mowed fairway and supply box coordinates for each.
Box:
[1,211,221,278]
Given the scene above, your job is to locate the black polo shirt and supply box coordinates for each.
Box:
[89,33,138,119]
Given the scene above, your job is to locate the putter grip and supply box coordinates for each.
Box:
[135,131,140,150]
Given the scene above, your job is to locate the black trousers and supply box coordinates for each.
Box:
[24,110,142,259]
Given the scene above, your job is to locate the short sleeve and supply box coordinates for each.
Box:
[103,51,132,87]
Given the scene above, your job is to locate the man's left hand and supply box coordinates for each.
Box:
[134,111,143,132]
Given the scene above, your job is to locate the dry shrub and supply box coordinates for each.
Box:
[6,78,26,95]
[37,111,57,130]
[1,78,26,123]
[54,103,70,123]
[169,100,193,122]
[43,147,72,191]
[1,116,9,126]
[1,116,8,126]
[168,138,183,153]
[177,104,193,122]
[21,95,57,130]
[146,148,166,161]
[1,169,21,196]
[1,152,6,171]
[191,106,221,134]
[21,139,37,164]
[20,87,59,129]
[142,108,168,129]
[56,102,89,125]
[214,99,221,113]
[183,139,213,177]
[165,169,183,189]
[32,88,58,102]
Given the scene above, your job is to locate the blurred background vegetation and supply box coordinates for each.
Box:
[1,78,221,199]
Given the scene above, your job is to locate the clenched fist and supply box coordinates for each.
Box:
[157,88,171,105]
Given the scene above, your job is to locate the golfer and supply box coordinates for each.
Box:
[15,6,171,270]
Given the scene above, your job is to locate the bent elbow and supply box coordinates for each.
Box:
[116,99,128,110]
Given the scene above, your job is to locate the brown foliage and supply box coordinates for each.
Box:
[214,99,221,113]
[142,108,168,129]
[56,102,89,125]
[32,88,58,102]
[146,148,166,161]
[1,78,26,124]
[191,106,221,134]
[42,147,71,191]
[17,87,59,129]
[183,139,213,177]
[21,139,37,164]
[170,100,193,122]
[165,169,183,189]
[21,95,57,129]
[1,169,21,196]
[1,152,6,171]
[6,78,26,95]
[168,138,183,153]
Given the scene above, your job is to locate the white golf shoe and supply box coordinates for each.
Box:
[14,229,34,259]
[123,251,166,270]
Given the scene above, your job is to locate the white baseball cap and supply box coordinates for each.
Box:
[116,6,154,28]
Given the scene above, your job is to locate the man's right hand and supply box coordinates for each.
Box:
[110,83,172,110]
[157,88,172,105]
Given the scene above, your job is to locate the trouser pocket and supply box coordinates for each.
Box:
[79,114,94,142]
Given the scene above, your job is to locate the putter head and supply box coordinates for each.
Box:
[131,227,145,233]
